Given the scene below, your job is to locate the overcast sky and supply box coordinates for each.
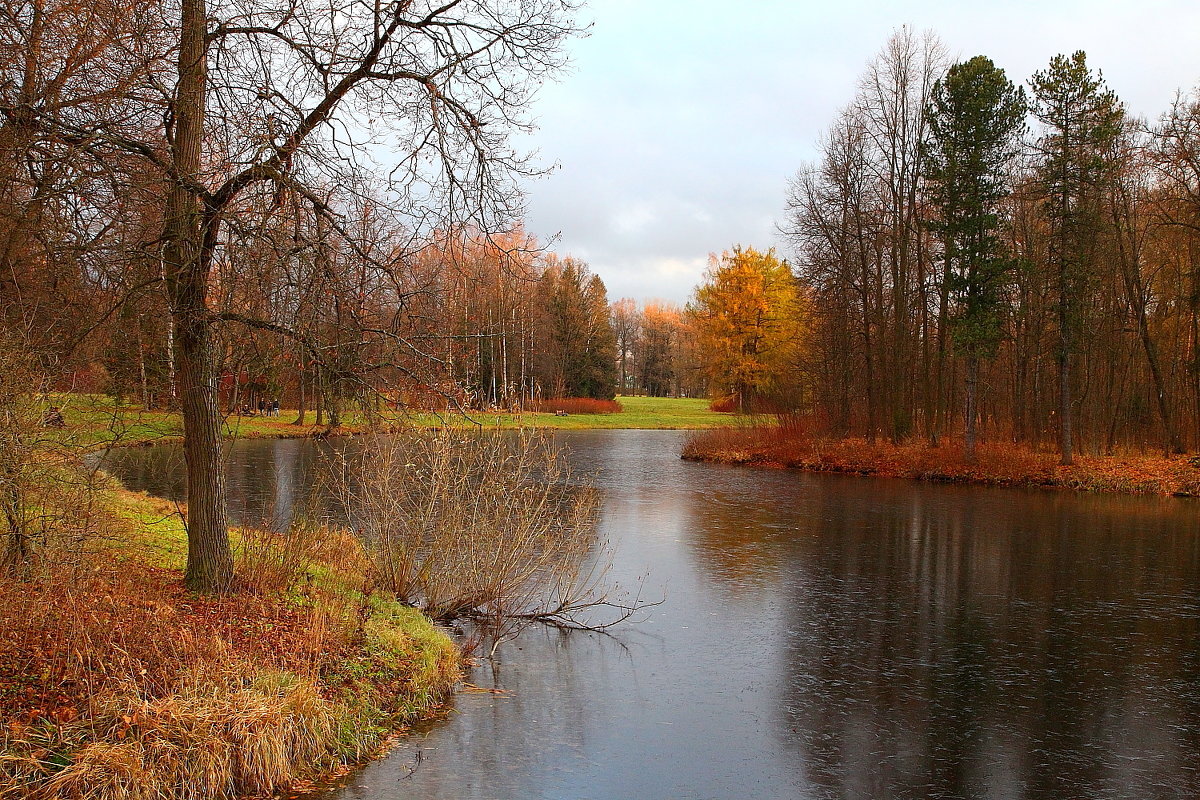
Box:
[513,0,1200,304]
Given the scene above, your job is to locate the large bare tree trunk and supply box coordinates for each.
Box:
[163,0,233,593]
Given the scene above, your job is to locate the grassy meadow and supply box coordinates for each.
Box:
[49,394,734,451]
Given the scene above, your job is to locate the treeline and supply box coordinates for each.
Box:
[0,0,619,422]
[3,163,623,416]
[786,28,1200,457]
[610,298,705,398]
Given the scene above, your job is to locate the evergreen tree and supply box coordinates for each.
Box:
[1030,52,1124,464]
[925,55,1026,461]
[535,258,618,400]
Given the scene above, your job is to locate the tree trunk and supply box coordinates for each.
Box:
[293,362,307,425]
[174,312,233,592]
[964,355,979,463]
[163,0,233,593]
[1059,335,1073,466]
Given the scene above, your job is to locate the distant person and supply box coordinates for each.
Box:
[272,398,280,417]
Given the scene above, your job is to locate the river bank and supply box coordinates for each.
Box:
[0,485,459,799]
[682,426,1200,497]
[53,394,732,452]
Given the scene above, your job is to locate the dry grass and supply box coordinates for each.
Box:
[38,671,337,800]
[682,419,1200,497]
[0,490,459,800]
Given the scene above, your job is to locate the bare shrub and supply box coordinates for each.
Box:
[0,344,110,576]
[329,428,633,635]
[235,519,328,595]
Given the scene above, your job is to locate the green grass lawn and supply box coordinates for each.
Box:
[409,395,734,430]
[53,393,736,449]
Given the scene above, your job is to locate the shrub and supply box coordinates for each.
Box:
[329,428,615,637]
[708,395,738,413]
[530,397,622,414]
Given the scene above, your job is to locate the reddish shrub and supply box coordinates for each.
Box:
[530,397,622,415]
[708,395,738,413]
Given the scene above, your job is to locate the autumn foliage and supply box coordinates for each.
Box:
[530,397,623,415]
[683,418,1200,497]
[688,247,807,412]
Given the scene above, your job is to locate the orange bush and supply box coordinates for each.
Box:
[531,397,622,414]
[708,395,738,413]
[682,423,1200,497]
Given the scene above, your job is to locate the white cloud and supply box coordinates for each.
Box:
[519,0,1200,304]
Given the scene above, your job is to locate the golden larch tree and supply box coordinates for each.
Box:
[688,247,807,411]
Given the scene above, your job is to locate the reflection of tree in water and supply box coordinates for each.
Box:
[101,439,330,529]
[332,626,620,800]
[686,489,792,595]
[773,482,1200,799]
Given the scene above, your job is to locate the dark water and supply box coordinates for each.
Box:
[99,430,1200,799]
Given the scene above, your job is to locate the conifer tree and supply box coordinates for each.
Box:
[925,55,1026,461]
[1030,52,1124,464]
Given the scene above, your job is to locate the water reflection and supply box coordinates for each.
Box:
[99,431,1200,799]
[766,482,1200,800]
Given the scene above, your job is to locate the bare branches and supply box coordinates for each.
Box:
[328,427,651,652]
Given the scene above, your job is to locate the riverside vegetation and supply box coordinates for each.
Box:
[683,415,1200,498]
[1,378,629,798]
[0,476,460,799]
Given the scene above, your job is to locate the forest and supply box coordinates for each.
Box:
[4,1,1200,795]
[780,29,1200,462]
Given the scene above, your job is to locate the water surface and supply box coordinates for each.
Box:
[101,430,1200,799]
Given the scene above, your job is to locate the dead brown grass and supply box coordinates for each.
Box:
[0,492,458,800]
[682,422,1200,497]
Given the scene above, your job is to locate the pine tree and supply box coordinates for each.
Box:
[1030,52,1124,465]
[925,55,1026,461]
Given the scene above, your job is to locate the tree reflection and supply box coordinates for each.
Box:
[770,483,1200,799]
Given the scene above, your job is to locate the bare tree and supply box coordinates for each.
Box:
[21,0,582,591]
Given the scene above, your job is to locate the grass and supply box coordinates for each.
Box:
[51,394,734,450]
[682,419,1200,498]
[50,395,341,450]
[0,485,459,799]
[415,395,736,431]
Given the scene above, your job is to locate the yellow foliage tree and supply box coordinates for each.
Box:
[688,247,807,411]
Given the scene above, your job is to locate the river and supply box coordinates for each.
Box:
[99,429,1200,799]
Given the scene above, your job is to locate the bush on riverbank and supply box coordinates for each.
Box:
[682,421,1200,497]
[0,490,459,799]
[333,429,613,640]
